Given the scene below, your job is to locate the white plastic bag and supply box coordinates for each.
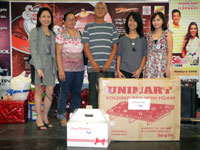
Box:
[8,71,31,100]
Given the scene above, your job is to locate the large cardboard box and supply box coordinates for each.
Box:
[67,108,110,148]
[99,78,181,141]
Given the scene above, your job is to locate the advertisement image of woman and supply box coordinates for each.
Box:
[182,22,200,65]
[144,12,173,78]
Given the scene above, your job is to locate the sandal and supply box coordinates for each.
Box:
[43,122,53,128]
[36,124,47,130]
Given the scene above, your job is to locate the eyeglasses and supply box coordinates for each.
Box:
[66,19,76,22]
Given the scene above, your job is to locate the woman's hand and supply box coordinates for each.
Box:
[165,66,170,78]
[37,69,44,79]
[132,68,142,78]
[117,70,125,78]
[59,70,66,81]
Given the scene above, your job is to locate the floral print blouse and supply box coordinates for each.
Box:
[56,31,84,72]
[144,30,168,78]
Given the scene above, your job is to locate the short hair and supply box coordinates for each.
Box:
[63,12,75,21]
[150,12,167,31]
[95,2,107,11]
[172,9,181,16]
[124,11,144,37]
[36,7,54,31]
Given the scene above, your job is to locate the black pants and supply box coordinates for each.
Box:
[88,72,114,108]
[120,69,143,78]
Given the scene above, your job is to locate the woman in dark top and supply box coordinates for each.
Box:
[117,11,147,78]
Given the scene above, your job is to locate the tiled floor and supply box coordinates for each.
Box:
[0,110,200,150]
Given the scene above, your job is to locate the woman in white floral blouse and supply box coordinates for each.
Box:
[144,12,173,78]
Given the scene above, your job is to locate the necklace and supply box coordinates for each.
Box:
[128,34,136,52]
[46,35,51,45]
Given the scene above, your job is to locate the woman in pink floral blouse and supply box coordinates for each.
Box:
[144,12,173,78]
[56,12,84,126]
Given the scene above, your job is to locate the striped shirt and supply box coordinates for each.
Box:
[171,24,186,53]
[81,22,119,73]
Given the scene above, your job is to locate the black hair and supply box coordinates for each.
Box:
[172,9,181,17]
[150,12,167,31]
[183,22,199,52]
[36,7,54,31]
[124,11,144,37]
[63,12,76,21]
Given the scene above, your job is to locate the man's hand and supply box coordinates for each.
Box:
[91,61,100,72]
[102,61,111,72]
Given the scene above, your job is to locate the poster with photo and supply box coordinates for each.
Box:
[11,2,168,78]
[170,0,200,77]
[106,3,168,36]
[0,1,10,76]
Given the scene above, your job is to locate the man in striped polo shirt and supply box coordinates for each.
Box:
[82,2,119,108]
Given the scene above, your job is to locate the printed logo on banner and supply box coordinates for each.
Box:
[0,49,10,54]
[0,27,8,31]
[0,76,11,97]
[0,67,8,74]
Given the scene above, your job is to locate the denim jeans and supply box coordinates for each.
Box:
[57,71,84,120]
[88,71,114,108]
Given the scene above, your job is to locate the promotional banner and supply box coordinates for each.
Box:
[0,1,11,97]
[171,0,200,77]
[0,1,169,96]
[11,2,169,77]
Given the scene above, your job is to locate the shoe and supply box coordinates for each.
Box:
[36,124,47,130]
[43,122,53,128]
[60,119,67,127]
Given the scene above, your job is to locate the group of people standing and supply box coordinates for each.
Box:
[29,2,172,130]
